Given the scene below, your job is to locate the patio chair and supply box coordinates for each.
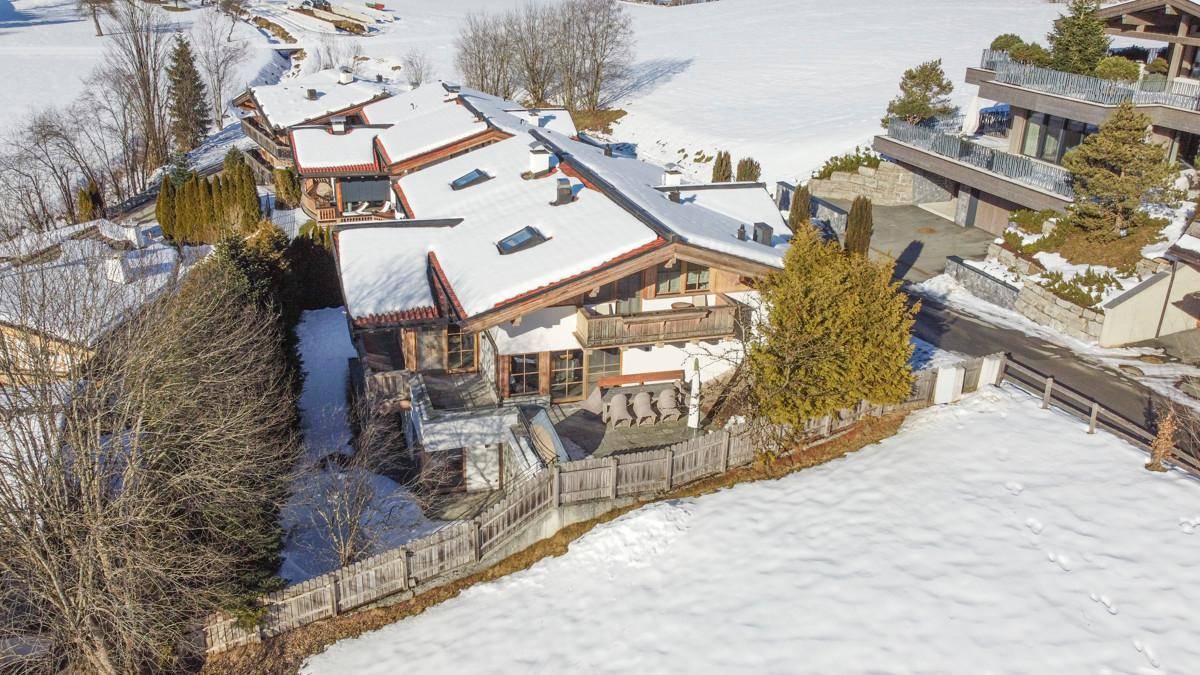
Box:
[656,387,683,422]
[607,393,634,428]
[632,391,657,426]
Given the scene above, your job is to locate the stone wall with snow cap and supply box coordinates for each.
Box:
[809,160,952,206]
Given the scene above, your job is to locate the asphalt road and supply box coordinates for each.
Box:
[910,292,1160,429]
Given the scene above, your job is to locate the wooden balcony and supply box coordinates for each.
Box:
[299,189,397,224]
[574,296,743,349]
[242,116,293,162]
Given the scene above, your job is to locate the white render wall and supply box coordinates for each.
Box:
[465,444,501,493]
[620,340,742,384]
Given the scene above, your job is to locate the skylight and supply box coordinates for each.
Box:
[496,227,547,255]
[450,168,491,191]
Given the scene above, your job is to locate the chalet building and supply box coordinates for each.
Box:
[872,0,1200,234]
[0,220,201,384]
[255,82,791,496]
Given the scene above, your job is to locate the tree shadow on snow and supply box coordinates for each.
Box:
[0,0,81,29]
[602,57,693,107]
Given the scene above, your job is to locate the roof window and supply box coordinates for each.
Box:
[450,168,491,191]
[497,226,547,255]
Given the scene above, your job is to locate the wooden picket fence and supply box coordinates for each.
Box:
[203,362,957,654]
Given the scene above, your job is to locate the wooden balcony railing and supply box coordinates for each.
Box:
[242,117,293,161]
[574,297,743,348]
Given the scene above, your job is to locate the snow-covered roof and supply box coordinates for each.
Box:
[674,184,787,233]
[291,127,380,172]
[250,69,389,130]
[0,220,205,346]
[339,136,661,322]
[502,107,578,137]
[374,106,487,167]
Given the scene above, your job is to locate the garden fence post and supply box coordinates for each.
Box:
[551,464,561,507]
[609,456,619,499]
[664,448,675,490]
[1088,402,1099,434]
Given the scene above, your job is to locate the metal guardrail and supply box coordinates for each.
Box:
[884,119,1075,198]
[980,49,1200,112]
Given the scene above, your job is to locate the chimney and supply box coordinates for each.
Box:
[337,69,354,85]
[552,177,573,206]
[603,145,613,157]
[305,88,318,100]
[103,252,130,284]
[752,222,774,245]
[528,142,552,176]
[668,190,681,203]
[331,116,347,135]
[662,163,683,187]
[736,224,747,241]
[375,74,383,83]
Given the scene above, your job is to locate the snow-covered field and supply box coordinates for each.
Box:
[305,386,1200,674]
[0,0,279,135]
[244,0,1062,183]
[279,308,440,583]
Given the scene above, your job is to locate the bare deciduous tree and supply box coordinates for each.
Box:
[194,11,249,130]
[76,0,113,37]
[401,48,433,89]
[574,0,634,110]
[100,0,172,169]
[505,2,555,105]
[0,245,298,673]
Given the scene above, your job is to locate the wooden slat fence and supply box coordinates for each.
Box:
[203,356,990,654]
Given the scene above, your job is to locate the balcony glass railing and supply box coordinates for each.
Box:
[979,49,1200,112]
[884,119,1074,198]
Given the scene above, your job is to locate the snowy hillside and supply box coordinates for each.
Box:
[0,0,278,135]
[304,387,1200,674]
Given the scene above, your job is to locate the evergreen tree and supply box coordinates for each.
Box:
[199,176,215,241]
[167,35,211,152]
[212,173,225,227]
[735,157,762,182]
[748,227,915,426]
[788,183,811,230]
[882,59,955,127]
[168,151,192,187]
[239,165,261,231]
[990,34,1024,52]
[1010,42,1053,67]
[76,180,102,222]
[157,180,176,239]
[273,168,301,209]
[1047,0,1110,75]
[224,147,247,174]
[1062,101,1176,240]
[844,196,874,256]
[711,151,732,182]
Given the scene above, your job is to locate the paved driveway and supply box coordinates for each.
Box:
[829,200,995,282]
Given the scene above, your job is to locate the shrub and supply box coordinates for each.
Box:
[1010,208,1057,234]
[1010,42,1052,67]
[1094,56,1140,82]
[1001,230,1027,254]
[1148,56,1170,75]
[882,59,955,127]
[735,157,762,182]
[1039,268,1121,308]
[812,147,881,180]
[990,34,1025,52]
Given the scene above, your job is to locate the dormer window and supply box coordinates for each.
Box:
[451,168,491,191]
[497,226,547,255]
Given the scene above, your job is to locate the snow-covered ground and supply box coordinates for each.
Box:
[304,386,1200,674]
[0,0,279,135]
[238,0,1062,183]
[279,307,440,583]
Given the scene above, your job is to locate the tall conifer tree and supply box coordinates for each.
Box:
[167,35,212,152]
[157,180,176,239]
[788,184,811,230]
[711,151,732,182]
[1048,0,1110,76]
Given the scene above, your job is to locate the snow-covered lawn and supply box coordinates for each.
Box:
[0,0,278,135]
[304,386,1200,674]
[279,307,440,583]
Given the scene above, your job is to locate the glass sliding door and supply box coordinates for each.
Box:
[584,348,620,397]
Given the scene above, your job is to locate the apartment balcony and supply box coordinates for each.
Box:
[873,119,1074,213]
[969,49,1200,135]
[573,295,744,349]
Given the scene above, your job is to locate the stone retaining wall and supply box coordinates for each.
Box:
[944,256,1021,309]
[1014,282,1104,342]
[985,242,1043,276]
[809,160,952,206]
